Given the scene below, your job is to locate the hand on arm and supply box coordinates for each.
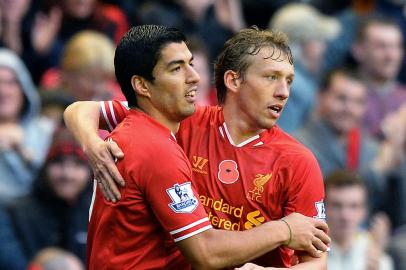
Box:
[176,213,330,270]
[63,101,125,201]
[280,213,330,257]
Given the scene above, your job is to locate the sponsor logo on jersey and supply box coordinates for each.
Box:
[314,200,326,220]
[192,156,209,174]
[166,182,198,213]
[246,173,272,203]
[244,210,265,229]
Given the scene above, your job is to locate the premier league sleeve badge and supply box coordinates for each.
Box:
[166,182,199,213]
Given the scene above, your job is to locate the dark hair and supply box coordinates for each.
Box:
[355,14,401,43]
[114,25,186,107]
[214,26,293,104]
[324,170,366,192]
[319,66,362,93]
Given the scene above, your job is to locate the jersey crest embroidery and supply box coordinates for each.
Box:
[166,182,198,213]
[246,173,272,203]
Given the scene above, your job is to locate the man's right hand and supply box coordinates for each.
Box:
[281,213,330,258]
[85,138,125,202]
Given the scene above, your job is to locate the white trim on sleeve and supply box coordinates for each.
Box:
[108,101,118,126]
[100,101,113,131]
[173,225,212,242]
[170,217,209,235]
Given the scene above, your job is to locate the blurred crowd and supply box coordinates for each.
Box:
[0,0,406,269]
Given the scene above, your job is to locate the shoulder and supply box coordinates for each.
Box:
[111,124,188,171]
[273,126,317,161]
[181,105,222,127]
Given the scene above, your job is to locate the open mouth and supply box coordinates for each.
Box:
[185,90,196,98]
[268,105,282,113]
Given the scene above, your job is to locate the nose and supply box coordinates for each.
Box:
[186,65,200,85]
[274,79,290,100]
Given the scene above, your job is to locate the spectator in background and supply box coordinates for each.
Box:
[388,226,406,270]
[351,15,406,139]
[294,67,390,212]
[269,3,341,133]
[27,247,84,270]
[11,0,128,83]
[0,49,55,205]
[0,0,35,56]
[0,206,27,270]
[39,90,75,127]
[325,170,393,270]
[375,105,406,230]
[41,30,122,101]
[187,36,217,105]
[294,67,375,175]
[6,127,92,267]
[137,0,246,64]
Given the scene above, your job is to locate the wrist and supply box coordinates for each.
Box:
[267,220,291,247]
[280,219,292,246]
[81,132,102,153]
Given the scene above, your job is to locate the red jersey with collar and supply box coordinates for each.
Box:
[88,109,212,270]
[101,101,325,267]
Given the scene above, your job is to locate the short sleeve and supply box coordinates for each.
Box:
[99,100,129,132]
[284,152,326,220]
[139,148,212,242]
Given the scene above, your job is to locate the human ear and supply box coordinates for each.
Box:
[223,70,241,94]
[131,75,151,98]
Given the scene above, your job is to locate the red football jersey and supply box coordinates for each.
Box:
[101,101,326,267]
[88,109,212,270]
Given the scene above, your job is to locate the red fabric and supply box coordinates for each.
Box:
[347,128,361,171]
[104,102,326,268]
[87,110,211,270]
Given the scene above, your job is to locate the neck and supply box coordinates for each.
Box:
[359,68,395,90]
[222,101,265,145]
[332,234,354,252]
[136,101,180,133]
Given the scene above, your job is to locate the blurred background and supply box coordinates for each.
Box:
[0,0,406,269]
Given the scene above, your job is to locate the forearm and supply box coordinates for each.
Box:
[63,101,102,148]
[179,221,288,269]
[290,252,327,270]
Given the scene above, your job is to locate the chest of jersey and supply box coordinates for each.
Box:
[180,123,289,232]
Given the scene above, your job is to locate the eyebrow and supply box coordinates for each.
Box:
[265,69,294,78]
[166,56,194,68]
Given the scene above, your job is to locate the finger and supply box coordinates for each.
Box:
[108,140,125,159]
[106,161,125,187]
[104,167,122,201]
[97,180,110,201]
[312,236,328,252]
[99,169,118,203]
[306,245,322,258]
[314,228,331,245]
[107,141,125,187]
[313,219,329,233]
[95,169,116,202]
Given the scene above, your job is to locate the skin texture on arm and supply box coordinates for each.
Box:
[63,101,125,201]
[177,219,328,270]
[177,213,330,269]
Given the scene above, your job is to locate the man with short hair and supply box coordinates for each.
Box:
[65,26,329,269]
[351,15,406,139]
[324,170,393,270]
